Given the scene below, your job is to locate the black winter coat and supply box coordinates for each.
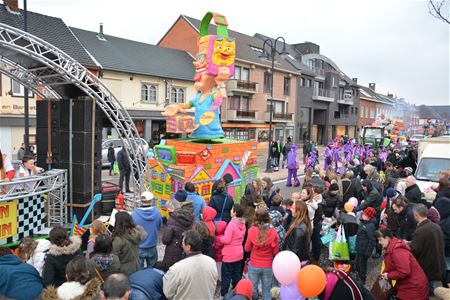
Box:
[341,178,357,203]
[107,147,115,163]
[201,237,215,259]
[355,219,377,256]
[405,184,422,204]
[358,181,382,212]
[209,191,234,223]
[322,190,341,218]
[410,219,446,282]
[397,203,417,241]
[437,188,450,201]
[117,149,130,170]
[42,236,82,287]
[435,197,450,257]
[160,209,194,271]
[285,222,310,261]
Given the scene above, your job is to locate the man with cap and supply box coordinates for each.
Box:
[131,191,162,269]
[355,207,377,284]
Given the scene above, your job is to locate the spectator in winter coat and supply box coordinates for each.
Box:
[384,162,399,192]
[156,200,194,271]
[117,147,131,193]
[0,247,43,300]
[202,206,218,237]
[107,143,116,176]
[261,177,277,208]
[410,204,446,291]
[209,180,234,223]
[17,237,50,277]
[185,182,207,222]
[130,268,166,300]
[213,221,228,282]
[376,229,429,300]
[43,226,82,287]
[322,183,341,218]
[269,195,286,251]
[311,185,324,263]
[285,200,312,262]
[300,187,318,229]
[90,234,120,280]
[383,189,407,236]
[435,197,450,285]
[163,230,218,300]
[271,140,281,170]
[391,196,417,241]
[219,204,247,297]
[193,221,215,259]
[112,212,147,276]
[358,180,382,213]
[337,203,358,238]
[341,171,357,203]
[42,256,101,300]
[245,207,279,300]
[435,177,450,201]
[405,176,422,204]
[355,207,377,284]
[131,191,162,269]
[281,137,293,168]
[240,183,260,226]
[286,144,300,187]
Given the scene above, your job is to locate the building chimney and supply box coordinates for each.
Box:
[4,0,19,12]
[369,83,376,91]
[99,23,104,35]
[352,78,358,83]
[387,92,394,99]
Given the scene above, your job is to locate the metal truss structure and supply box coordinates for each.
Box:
[0,23,146,195]
[0,169,68,226]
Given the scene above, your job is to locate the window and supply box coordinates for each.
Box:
[360,106,364,118]
[170,87,185,103]
[365,107,369,118]
[11,80,33,97]
[229,96,249,111]
[370,109,375,118]
[355,107,358,115]
[283,77,290,96]
[306,79,312,88]
[339,87,344,100]
[141,84,157,103]
[300,77,305,87]
[331,77,336,88]
[351,107,354,114]
[267,100,284,114]
[264,72,272,93]
[241,68,249,81]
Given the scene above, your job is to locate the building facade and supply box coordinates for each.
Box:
[158,15,299,144]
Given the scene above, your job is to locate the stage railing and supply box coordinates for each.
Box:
[0,169,68,227]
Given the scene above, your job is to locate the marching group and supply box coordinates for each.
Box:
[1,137,450,300]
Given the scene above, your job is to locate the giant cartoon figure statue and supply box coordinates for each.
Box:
[162,12,236,139]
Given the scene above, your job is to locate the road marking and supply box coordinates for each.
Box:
[273,174,305,185]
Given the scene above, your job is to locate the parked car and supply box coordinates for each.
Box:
[101,138,149,167]
[410,134,425,142]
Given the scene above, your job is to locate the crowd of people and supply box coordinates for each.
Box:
[1,135,450,300]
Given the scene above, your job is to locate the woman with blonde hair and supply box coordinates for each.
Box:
[284,201,312,262]
[252,178,264,199]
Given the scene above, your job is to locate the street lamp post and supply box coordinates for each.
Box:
[260,37,288,173]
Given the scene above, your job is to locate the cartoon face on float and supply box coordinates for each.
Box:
[212,37,235,67]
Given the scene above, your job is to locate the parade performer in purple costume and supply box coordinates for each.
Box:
[331,143,341,173]
[304,150,317,173]
[378,147,388,170]
[344,149,353,172]
[286,144,300,187]
[324,142,332,170]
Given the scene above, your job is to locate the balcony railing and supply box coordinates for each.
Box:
[336,97,354,105]
[264,111,294,122]
[312,88,335,102]
[228,109,258,120]
[226,79,258,94]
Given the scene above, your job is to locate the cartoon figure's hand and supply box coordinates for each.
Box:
[162,104,182,117]
[215,67,230,85]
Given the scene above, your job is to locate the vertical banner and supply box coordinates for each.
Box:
[0,200,18,240]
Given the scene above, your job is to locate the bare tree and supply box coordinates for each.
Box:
[429,0,450,24]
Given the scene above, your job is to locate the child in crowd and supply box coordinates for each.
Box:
[269,195,286,251]
[202,206,218,237]
[86,220,108,259]
[281,198,293,231]
[219,204,246,297]
[17,237,51,277]
[355,207,377,284]
[193,221,215,259]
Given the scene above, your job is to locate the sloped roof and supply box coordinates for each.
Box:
[70,27,195,81]
[182,16,298,74]
[0,4,96,67]
[419,105,450,120]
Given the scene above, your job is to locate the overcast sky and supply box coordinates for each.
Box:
[24,0,450,105]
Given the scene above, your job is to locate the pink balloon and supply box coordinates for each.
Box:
[348,197,358,208]
[272,251,301,285]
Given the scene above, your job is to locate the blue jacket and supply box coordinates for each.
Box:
[0,254,43,300]
[132,206,162,248]
[129,268,166,300]
[186,192,206,221]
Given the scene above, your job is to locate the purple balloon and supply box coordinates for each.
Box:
[280,281,305,300]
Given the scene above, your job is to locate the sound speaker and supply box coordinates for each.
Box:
[36,127,61,156]
[36,100,61,129]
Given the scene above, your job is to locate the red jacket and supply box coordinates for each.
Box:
[202,206,217,237]
[213,221,228,262]
[244,225,279,268]
[384,237,428,300]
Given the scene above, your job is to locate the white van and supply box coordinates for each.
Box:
[415,137,450,195]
